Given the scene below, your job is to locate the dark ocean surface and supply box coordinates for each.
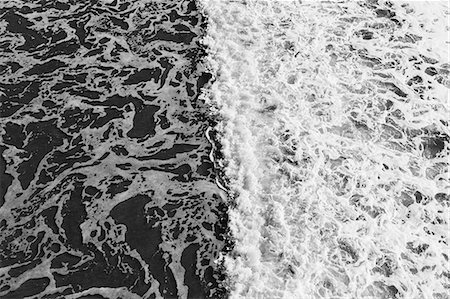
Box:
[0,0,229,298]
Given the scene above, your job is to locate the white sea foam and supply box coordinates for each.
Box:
[201,0,449,298]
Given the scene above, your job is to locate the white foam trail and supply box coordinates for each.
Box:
[201,0,449,298]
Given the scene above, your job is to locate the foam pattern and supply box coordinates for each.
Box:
[0,1,228,298]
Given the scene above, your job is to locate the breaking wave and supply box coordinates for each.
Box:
[201,0,449,298]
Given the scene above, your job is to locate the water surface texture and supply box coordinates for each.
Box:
[201,0,449,298]
[0,0,228,298]
[1,0,449,298]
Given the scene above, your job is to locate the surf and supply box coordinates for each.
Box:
[201,0,449,298]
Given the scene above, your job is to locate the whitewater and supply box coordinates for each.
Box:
[200,0,449,298]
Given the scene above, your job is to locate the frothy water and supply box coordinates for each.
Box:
[201,0,449,298]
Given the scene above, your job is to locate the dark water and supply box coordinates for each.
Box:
[0,0,228,298]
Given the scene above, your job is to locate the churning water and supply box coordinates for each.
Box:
[200,0,449,298]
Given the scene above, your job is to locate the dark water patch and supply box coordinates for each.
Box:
[127,104,159,139]
[422,135,448,159]
[2,277,50,298]
[124,68,162,85]
[111,194,178,298]
[61,184,87,249]
[0,146,13,208]
[3,123,25,148]
[24,59,66,76]
[182,243,205,298]
[137,143,201,160]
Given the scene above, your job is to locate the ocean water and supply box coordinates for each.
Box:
[0,0,448,298]
[200,0,449,298]
[0,1,228,298]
